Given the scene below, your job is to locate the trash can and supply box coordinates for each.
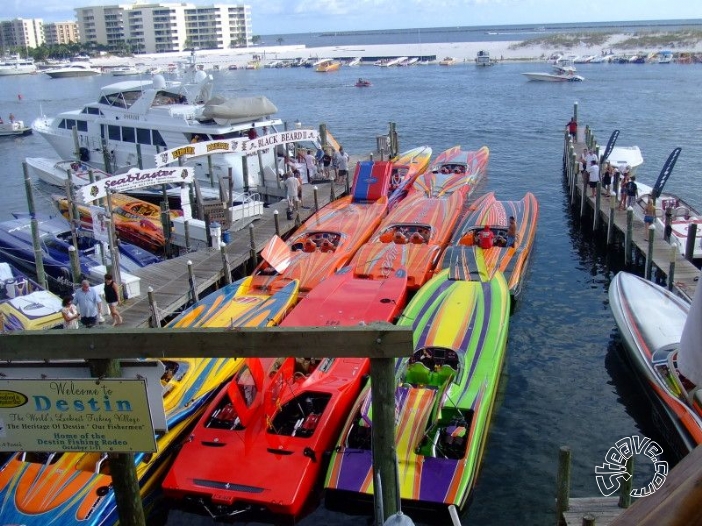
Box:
[209,221,221,248]
[222,230,231,244]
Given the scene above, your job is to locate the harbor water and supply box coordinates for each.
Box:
[1,33,702,525]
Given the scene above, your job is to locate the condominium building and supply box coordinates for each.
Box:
[75,3,251,54]
[0,18,43,50]
[44,21,80,45]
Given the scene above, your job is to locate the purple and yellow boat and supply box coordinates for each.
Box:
[325,268,510,512]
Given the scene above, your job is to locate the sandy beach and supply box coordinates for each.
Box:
[92,33,702,69]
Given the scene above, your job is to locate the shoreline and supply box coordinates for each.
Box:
[92,33,702,69]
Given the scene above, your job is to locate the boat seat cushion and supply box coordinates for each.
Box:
[405,362,431,385]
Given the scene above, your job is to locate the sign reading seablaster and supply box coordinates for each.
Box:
[0,379,156,453]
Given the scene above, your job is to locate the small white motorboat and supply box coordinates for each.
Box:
[0,120,31,137]
[523,63,584,82]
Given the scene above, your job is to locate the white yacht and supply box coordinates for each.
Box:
[31,53,306,192]
[475,50,494,66]
[44,63,102,78]
[0,55,37,76]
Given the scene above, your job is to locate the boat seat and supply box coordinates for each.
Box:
[303,240,317,253]
[379,230,394,243]
[393,232,408,245]
[319,239,335,253]
[410,232,425,244]
[674,206,690,219]
[430,364,456,387]
[405,362,431,386]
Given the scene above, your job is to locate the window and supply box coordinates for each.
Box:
[108,125,120,141]
[122,127,135,143]
[136,128,151,145]
[152,130,166,147]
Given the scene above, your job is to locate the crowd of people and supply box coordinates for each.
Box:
[60,274,123,329]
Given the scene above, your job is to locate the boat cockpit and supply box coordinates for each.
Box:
[291,231,342,253]
[378,224,431,245]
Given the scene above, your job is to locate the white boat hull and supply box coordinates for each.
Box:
[522,72,584,82]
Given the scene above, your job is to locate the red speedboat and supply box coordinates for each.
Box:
[160,267,408,519]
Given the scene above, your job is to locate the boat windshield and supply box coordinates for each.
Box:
[98,89,143,109]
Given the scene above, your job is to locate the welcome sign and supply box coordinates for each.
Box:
[154,129,320,167]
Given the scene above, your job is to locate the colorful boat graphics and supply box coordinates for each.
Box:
[0,262,63,331]
[387,146,432,209]
[0,275,298,524]
[54,193,182,254]
[439,192,539,298]
[414,146,490,198]
[325,269,510,510]
[351,190,466,290]
[250,194,388,298]
[609,272,702,457]
[352,160,392,202]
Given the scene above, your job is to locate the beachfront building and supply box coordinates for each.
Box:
[0,18,44,50]
[43,21,80,46]
[75,3,252,54]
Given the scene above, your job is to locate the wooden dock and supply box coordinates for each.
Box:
[118,177,350,328]
[563,127,699,301]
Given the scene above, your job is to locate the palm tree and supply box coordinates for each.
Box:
[277,37,284,46]
[252,35,261,45]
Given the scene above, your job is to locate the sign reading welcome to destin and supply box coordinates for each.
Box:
[0,379,156,453]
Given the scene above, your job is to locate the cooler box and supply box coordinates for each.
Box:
[88,265,141,299]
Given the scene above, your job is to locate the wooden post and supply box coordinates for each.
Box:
[625,208,633,266]
[313,186,319,212]
[370,357,399,522]
[582,514,596,526]
[273,209,280,237]
[571,151,578,204]
[136,143,143,169]
[346,164,353,195]
[23,163,48,289]
[88,359,146,526]
[187,260,198,304]
[668,245,677,291]
[248,224,256,271]
[593,181,601,230]
[207,155,215,188]
[618,456,634,508]
[556,446,571,525]
[101,136,112,174]
[68,246,81,286]
[580,174,587,218]
[573,101,578,124]
[685,224,697,264]
[160,202,172,259]
[72,125,81,162]
[220,244,232,285]
[330,179,336,201]
[228,167,234,204]
[147,286,161,328]
[242,157,250,195]
[104,192,122,296]
[183,220,191,253]
[645,225,655,280]
[295,210,301,228]
[63,179,81,253]
[607,193,617,244]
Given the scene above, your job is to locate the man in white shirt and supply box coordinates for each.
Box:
[303,149,317,182]
[587,160,600,198]
[334,146,350,183]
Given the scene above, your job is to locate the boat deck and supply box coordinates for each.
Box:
[565,136,699,302]
[118,176,353,328]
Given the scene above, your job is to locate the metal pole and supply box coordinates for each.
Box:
[183,220,191,253]
[248,224,256,271]
[187,260,198,304]
[664,206,673,242]
[136,143,143,169]
[313,186,319,212]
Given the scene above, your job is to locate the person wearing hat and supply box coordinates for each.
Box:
[478,224,494,249]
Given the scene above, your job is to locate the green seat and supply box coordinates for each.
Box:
[432,364,456,387]
[405,362,431,386]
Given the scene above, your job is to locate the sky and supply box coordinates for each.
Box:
[8,0,702,35]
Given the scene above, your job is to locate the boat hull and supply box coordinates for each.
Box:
[326,270,511,510]
[609,272,702,456]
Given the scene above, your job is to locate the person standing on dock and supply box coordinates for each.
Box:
[304,149,317,182]
[285,170,301,212]
[104,273,123,326]
[587,159,600,198]
[625,175,638,209]
[73,280,101,328]
[334,146,349,183]
[567,117,577,141]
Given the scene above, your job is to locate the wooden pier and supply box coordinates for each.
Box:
[562,114,699,301]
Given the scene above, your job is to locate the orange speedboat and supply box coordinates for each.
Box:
[413,146,490,198]
[249,161,392,298]
[54,193,181,254]
[387,145,432,209]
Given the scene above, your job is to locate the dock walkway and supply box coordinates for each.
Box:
[564,133,698,301]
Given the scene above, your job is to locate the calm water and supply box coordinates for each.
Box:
[1,54,702,526]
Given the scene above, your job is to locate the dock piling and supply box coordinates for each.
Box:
[645,225,655,279]
[618,456,634,509]
[187,260,198,304]
[685,223,697,264]
[668,246,677,291]
[147,286,161,327]
[313,186,319,212]
[274,209,280,236]
[248,224,257,272]
[556,446,572,524]
[220,244,232,285]
[607,193,616,244]
[625,208,633,266]
[582,514,596,526]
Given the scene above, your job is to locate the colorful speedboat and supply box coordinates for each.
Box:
[0,274,300,525]
[439,192,539,298]
[163,267,402,518]
[325,269,510,511]
[387,145,432,209]
[54,192,182,254]
[0,261,63,331]
[414,146,490,198]
[249,162,391,298]
[351,188,466,290]
[609,271,702,457]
